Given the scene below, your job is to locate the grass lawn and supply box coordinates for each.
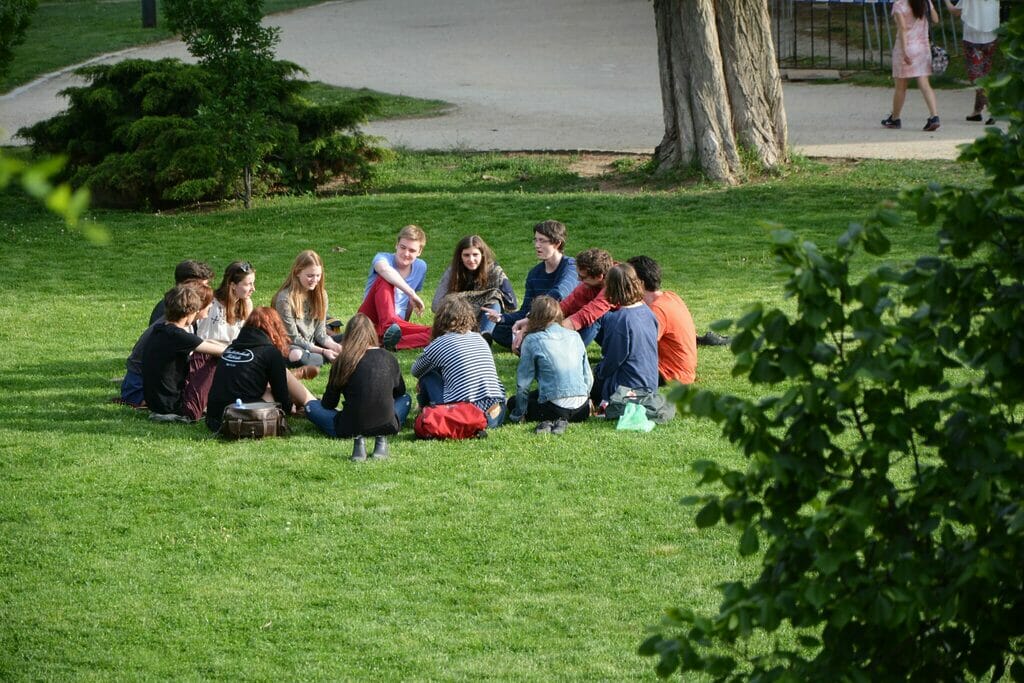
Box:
[0,152,985,678]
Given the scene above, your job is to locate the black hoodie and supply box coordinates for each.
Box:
[206,326,292,432]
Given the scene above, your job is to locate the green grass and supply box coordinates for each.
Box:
[0,151,986,678]
[302,82,451,122]
[1,0,330,93]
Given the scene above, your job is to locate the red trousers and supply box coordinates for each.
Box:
[357,276,431,350]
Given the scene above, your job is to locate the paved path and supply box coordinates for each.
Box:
[0,0,989,159]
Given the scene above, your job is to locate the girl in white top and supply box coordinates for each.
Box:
[196,261,256,344]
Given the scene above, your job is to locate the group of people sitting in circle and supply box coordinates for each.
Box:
[119,220,702,460]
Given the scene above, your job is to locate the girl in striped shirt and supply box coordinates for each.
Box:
[412,296,507,428]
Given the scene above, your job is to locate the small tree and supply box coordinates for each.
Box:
[164,0,287,208]
[0,0,37,78]
[641,10,1024,680]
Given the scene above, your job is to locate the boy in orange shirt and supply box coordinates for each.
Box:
[627,255,697,385]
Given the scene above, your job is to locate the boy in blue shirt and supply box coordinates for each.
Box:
[357,225,432,350]
[486,220,578,351]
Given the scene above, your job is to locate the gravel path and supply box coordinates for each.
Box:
[0,0,989,159]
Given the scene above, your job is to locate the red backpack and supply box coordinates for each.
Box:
[414,402,488,440]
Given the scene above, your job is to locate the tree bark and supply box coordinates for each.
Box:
[654,0,787,183]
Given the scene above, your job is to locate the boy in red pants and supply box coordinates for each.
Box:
[357,225,432,350]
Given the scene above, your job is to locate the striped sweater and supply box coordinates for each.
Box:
[411,332,505,410]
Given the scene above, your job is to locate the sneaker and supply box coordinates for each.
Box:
[291,365,319,380]
[535,421,553,434]
[966,113,983,122]
[923,116,940,132]
[550,419,568,435]
[985,117,995,125]
[382,323,402,352]
[696,331,731,346]
[881,115,901,129]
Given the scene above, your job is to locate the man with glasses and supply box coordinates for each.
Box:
[486,220,578,351]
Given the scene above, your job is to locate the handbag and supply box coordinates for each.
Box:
[218,401,290,439]
[414,402,488,440]
[931,44,949,75]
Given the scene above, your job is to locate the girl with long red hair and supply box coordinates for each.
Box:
[205,307,316,433]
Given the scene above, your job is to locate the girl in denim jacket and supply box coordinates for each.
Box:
[507,296,593,434]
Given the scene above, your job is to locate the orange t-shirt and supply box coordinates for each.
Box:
[649,290,697,384]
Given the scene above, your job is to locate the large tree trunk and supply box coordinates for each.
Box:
[654,0,787,184]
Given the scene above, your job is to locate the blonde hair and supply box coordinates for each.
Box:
[275,250,327,322]
[398,224,426,247]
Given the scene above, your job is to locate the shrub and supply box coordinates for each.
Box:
[20,58,381,209]
[641,9,1024,681]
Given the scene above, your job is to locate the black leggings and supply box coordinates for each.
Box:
[507,390,590,423]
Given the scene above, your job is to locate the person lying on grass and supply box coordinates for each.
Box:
[357,224,432,351]
[304,313,411,462]
[142,282,227,422]
[431,234,516,342]
[485,219,578,352]
[413,296,507,429]
[205,307,318,434]
[506,295,593,435]
[273,249,343,372]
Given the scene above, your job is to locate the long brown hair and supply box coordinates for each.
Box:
[215,260,255,325]
[908,0,927,19]
[604,263,645,307]
[431,295,477,339]
[525,295,563,335]
[275,250,327,322]
[328,314,378,389]
[244,307,290,355]
[449,235,495,292]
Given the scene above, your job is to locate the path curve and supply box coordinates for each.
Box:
[0,0,987,160]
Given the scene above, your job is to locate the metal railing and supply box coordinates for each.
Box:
[770,0,961,71]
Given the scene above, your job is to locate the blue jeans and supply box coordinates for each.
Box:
[305,395,412,438]
[478,303,499,336]
[490,321,515,349]
[417,369,506,429]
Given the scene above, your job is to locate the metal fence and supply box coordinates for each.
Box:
[770,0,962,71]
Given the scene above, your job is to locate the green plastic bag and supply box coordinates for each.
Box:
[615,401,656,432]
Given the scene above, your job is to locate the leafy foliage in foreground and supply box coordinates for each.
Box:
[642,10,1024,681]
[20,57,382,209]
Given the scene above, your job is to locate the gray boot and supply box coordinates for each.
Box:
[350,436,367,462]
[371,435,390,460]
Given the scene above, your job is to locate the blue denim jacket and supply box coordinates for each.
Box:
[511,323,593,421]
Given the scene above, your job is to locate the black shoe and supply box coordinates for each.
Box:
[966,113,982,122]
[350,437,367,462]
[535,421,553,434]
[696,331,731,347]
[881,115,901,129]
[371,436,389,460]
[985,117,995,125]
[382,323,402,352]
[550,419,568,435]
[923,116,940,132]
